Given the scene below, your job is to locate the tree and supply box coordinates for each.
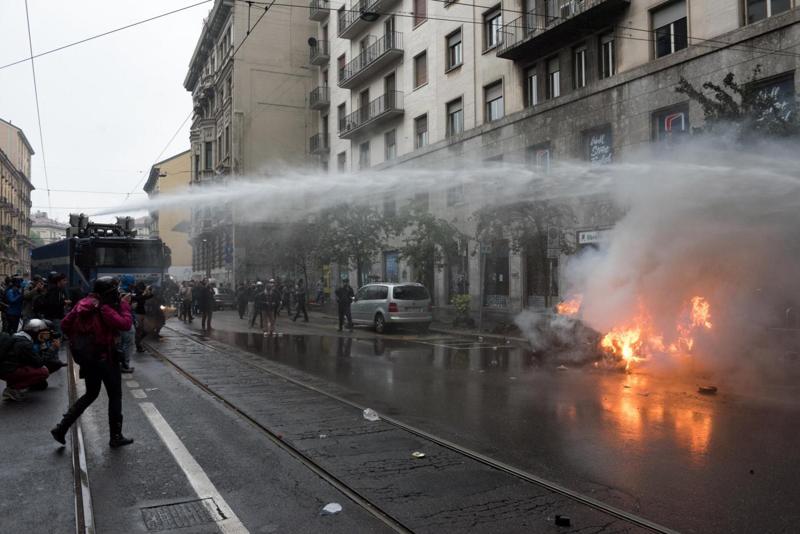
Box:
[675,65,798,140]
[397,208,465,293]
[317,204,396,286]
[30,230,45,248]
[475,199,577,307]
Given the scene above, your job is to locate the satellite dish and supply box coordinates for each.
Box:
[308,37,318,47]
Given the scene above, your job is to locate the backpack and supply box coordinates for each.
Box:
[68,310,105,366]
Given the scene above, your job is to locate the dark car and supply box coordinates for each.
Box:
[213,287,235,310]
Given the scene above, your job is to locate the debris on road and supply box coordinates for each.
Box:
[319,433,328,439]
[698,385,718,395]
[556,365,568,371]
[554,514,571,527]
[362,408,380,422]
[321,503,342,515]
[411,451,426,459]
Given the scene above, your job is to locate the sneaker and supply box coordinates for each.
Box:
[2,387,24,402]
[120,365,135,374]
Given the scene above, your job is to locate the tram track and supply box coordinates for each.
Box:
[148,326,678,534]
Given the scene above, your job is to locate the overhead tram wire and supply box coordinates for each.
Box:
[0,1,213,71]
[237,0,800,61]
[125,0,277,201]
[24,0,52,213]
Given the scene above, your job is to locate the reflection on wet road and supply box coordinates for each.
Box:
[210,331,800,533]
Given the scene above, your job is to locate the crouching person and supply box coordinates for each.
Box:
[0,319,60,401]
[50,277,134,448]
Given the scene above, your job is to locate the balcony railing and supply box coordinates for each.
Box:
[338,32,403,89]
[337,0,402,39]
[309,86,330,110]
[309,0,330,20]
[309,40,330,65]
[497,0,629,60]
[310,133,330,154]
[338,91,404,139]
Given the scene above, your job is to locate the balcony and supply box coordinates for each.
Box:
[309,86,330,110]
[310,133,330,155]
[338,32,402,89]
[497,0,629,61]
[309,40,330,66]
[338,91,403,139]
[309,0,330,20]
[337,0,401,39]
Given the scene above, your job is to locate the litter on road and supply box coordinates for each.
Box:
[362,408,380,422]
[321,503,342,515]
[411,451,426,459]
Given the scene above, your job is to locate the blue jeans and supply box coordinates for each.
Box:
[118,325,135,367]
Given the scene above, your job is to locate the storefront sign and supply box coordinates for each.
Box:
[577,229,611,245]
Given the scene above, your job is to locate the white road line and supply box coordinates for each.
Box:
[131,389,148,399]
[125,381,140,388]
[139,402,249,534]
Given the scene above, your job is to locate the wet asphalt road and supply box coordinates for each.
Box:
[207,329,800,534]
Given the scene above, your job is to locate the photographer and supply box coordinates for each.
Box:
[131,282,153,353]
[50,277,134,448]
[22,275,46,323]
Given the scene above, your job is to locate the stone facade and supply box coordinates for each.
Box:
[0,118,34,277]
[30,211,67,246]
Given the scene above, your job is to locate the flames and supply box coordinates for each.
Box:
[558,293,714,371]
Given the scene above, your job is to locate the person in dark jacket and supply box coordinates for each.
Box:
[250,282,265,329]
[3,276,24,334]
[292,279,309,322]
[36,272,70,335]
[279,281,292,317]
[0,319,62,401]
[22,275,46,322]
[334,279,354,331]
[131,282,153,352]
[235,282,248,320]
[50,277,134,448]
[198,279,215,331]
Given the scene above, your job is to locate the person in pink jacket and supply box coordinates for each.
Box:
[50,277,134,448]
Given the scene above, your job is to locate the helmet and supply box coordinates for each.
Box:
[93,276,118,296]
[48,271,66,284]
[23,318,50,336]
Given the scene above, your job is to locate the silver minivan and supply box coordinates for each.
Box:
[350,283,432,333]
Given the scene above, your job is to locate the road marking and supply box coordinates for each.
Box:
[125,381,140,388]
[139,402,249,534]
[131,389,148,399]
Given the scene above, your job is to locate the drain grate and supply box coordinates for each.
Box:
[141,498,225,531]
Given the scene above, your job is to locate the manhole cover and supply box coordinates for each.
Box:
[141,498,225,531]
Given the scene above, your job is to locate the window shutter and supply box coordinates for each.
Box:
[652,0,686,28]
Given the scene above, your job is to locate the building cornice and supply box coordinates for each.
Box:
[184,0,234,91]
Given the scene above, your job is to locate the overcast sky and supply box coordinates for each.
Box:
[0,0,212,223]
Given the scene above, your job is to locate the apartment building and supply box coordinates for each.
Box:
[307,0,798,320]
[0,118,35,277]
[30,211,68,246]
[185,0,316,283]
[144,150,194,280]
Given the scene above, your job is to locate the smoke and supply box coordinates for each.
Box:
[557,139,800,380]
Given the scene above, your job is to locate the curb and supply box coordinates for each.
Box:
[67,351,95,534]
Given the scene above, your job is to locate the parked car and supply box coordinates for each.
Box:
[350,283,432,334]
[213,287,235,310]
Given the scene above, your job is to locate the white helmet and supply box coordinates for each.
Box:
[23,318,50,336]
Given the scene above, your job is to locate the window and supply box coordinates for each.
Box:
[546,56,560,99]
[225,126,230,157]
[337,151,346,172]
[414,51,428,88]
[204,141,213,170]
[413,192,429,211]
[525,66,539,107]
[383,197,396,217]
[484,240,510,303]
[446,29,463,70]
[337,54,346,82]
[337,6,345,33]
[414,114,428,149]
[652,103,690,144]
[747,0,791,24]
[414,0,427,26]
[194,154,200,181]
[484,8,502,51]
[385,130,397,160]
[447,184,464,206]
[573,44,587,89]
[653,1,688,58]
[337,103,346,132]
[359,142,370,169]
[527,142,551,174]
[600,33,615,79]
[446,98,464,137]
[484,82,504,122]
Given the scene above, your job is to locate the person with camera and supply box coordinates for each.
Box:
[131,282,153,353]
[22,275,46,323]
[50,277,134,448]
[0,319,63,401]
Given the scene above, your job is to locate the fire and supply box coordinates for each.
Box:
[600,296,713,371]
[556,294,583,316]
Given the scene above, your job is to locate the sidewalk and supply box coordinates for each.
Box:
[0,366,75,533]
[187,307,529,345]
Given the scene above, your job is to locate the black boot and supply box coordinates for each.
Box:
[109,420,133,448]
[50,406,80,445]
